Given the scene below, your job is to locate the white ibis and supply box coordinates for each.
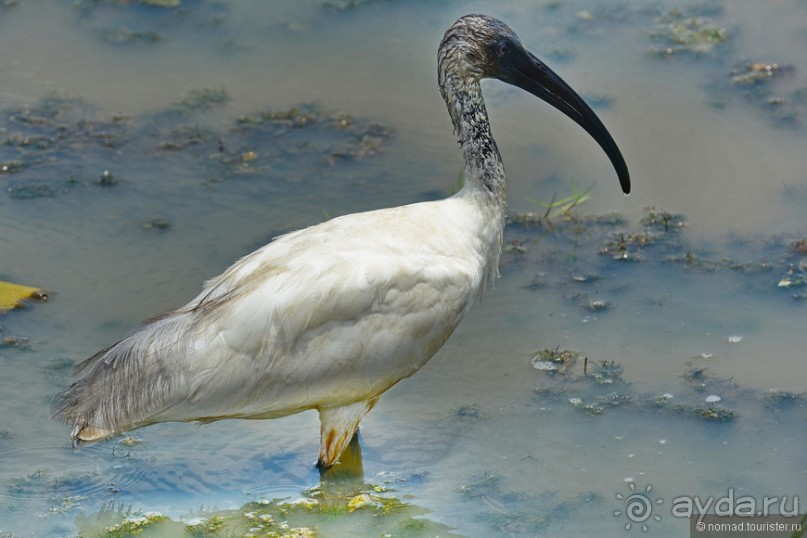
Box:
[55,14,630,467]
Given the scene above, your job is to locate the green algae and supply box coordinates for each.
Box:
[77,483,456,538]
[531,352,750,423]
[506,199,807,303]
[649,7,730,57]
[0,94,394,204]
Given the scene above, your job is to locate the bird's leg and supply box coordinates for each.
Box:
[317,398,378,468]
[319,431,363,484]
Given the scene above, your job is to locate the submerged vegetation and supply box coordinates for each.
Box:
[76,480,456,537]
[533,353,742,422]
[648,8,730,57]
[539,1,807,128]
[0,92,394,203]
[645,4,807,127]
[505,200,807,304]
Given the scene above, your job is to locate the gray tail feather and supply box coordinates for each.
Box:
[52,310,194,439]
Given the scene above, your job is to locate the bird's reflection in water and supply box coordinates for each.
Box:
[317,433,365,502]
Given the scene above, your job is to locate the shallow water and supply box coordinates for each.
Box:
[0,1,805,536]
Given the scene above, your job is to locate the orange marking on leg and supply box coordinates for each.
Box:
[318,399,379,466]
[325,429,336,454]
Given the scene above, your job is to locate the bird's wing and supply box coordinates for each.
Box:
[55,198,490,432]
[177,200,487,414]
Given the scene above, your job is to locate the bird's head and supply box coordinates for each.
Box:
[440,14,631,194]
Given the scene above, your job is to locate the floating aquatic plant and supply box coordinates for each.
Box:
[530,347,580,375]
[104,512,169,537]
[0,93,394,204]
[531,352,748,423]
[451,403,486,422]
[74,480,454,537]
[649,8,730,57]
[763,389,805,409]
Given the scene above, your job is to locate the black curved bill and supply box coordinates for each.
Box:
[499,49,631,194]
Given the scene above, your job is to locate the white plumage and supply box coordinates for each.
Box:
[55,14,629,467]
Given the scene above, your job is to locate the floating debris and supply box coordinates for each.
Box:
[120,437,142,447]
[599,232,653,262]
[725,60,800,125]
[140,100,394,189]
[689,404,735,422]
[727,335,743,344]
[590,360,623,385]
[0,94,132,199]
[730,62,794,86]
[571,272,601,283]
[762,389,804,409]
[649,9,729,57]
[0,160,24,174]
[532,354,746,423]
[0,335,29,349]
[777,263,807,299]
[531,348,580,375]
[585,299,610,312]
[533,386,568,400]
[451,403,486,422]
[569,397,605,415]
[0,280,48,313]
[648,393,674,407]
[98,169,117,187]
[143,216,171,231]
[640,206,685,232]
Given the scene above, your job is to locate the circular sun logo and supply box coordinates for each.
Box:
[614,482,664,532]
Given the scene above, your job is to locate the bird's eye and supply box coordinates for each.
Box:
[497,41,509,56]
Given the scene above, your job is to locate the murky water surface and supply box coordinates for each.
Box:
[1,1,805,536]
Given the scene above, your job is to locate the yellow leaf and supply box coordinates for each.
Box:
[0,280,47,313]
